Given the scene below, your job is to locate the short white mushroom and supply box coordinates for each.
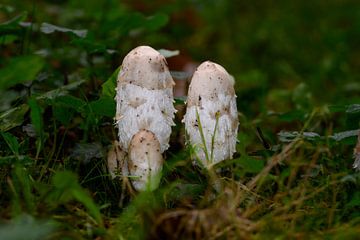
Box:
[128,129,163,191]
[183,61,238,168]
[114,45,176,191]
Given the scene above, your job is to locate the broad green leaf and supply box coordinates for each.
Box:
[53,95,86,112]
[1,131,19,156]
[0,104,29,132]
[37,80,85,100]
[0,12,27,35]
[72,37,117,55]
[102,67,120,98]
[0,90,22,112]
[88,96,115,117]
[40,22,87,38]
[0,55,44,90]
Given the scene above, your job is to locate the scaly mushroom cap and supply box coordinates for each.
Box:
[118,46,175,90]
[115,46,176,152]
[187,61,235,107]
[183,61,239,167]
[128,130,163,191]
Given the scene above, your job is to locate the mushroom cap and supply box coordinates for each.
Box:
[118,46,175,90]
[187,61,235,107]
[128,129,163,191]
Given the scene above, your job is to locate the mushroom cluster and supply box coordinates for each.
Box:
[111,46,176,191]
[109,46,239,191]
[183,61,238,168]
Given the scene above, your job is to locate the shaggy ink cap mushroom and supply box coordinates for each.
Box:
[115,46,176,153]
[184,61,239,167]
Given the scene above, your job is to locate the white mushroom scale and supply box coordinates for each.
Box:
[183,61,239,168]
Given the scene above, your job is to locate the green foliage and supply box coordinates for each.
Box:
[49,171,103,226]
[0,55,44,90]
[1,131,19,157]
[101,67,120,98]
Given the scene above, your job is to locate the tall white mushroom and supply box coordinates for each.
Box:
[112,46,176,191]
[183,61,238,168]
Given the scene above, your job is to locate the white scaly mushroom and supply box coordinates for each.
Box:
[128,129,163,191]
[114,46,176,190]
[183,61,238,168]
[115,46,176,153]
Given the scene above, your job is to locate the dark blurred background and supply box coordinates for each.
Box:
[1,0,360,119]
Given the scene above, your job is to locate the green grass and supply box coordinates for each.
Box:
[0,0,359,239]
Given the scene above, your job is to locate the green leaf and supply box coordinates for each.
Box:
[13,165,35,213]
[37,80,85,100]
[72,37,117,55]
[28,98,43,137]
[0,12,27,35]
[88,96,115,117]
[330,129,359,142]
[52,171,103,225]
[101,67,120,98]
[71,188,102,225]
[236,155,264,173]
[40,22,88,38]
[0,104,29,132]
[53,95,86,112]
[0,55,44,90]
[52,105,74,125]
[1,131,19,156]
